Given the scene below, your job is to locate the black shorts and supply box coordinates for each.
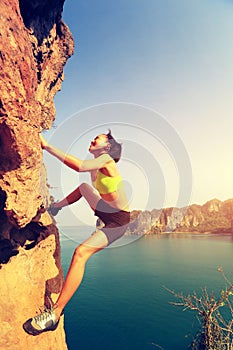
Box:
[94,199,130,245]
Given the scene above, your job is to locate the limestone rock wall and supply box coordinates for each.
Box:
[127,199,233,235]
[0,0,74,348]
[0,234,67,350]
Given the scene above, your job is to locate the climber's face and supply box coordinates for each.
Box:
[89,134,110,154]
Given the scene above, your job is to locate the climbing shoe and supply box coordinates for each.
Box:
[23,306,59,336]
[48,203,61,216]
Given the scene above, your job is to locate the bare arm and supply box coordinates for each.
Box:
[40,134,112,172]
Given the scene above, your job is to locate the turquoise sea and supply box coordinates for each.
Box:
[59,227,233,350]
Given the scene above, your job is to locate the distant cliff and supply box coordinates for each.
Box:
[0,1,73,349]
[127,199,233,235]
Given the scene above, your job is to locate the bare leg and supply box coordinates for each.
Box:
[53,182,101,210]
[53,187,82,208]
[54,229,108,319]
[52,183,105,317]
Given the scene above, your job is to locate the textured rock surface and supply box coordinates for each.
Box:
[127,198,233,235]
[0,0,73,228]
[0,234,67,350]
[0,0,74,348]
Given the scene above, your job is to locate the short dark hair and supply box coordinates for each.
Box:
[106,129,122,163]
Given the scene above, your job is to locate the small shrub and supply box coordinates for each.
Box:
[167,269,233,349]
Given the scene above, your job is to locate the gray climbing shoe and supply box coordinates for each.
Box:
[23,305,59,336]
[48,202,61,216]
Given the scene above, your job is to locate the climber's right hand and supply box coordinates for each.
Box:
[40,134,48,149]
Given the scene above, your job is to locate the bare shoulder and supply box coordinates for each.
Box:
[97,153,112,162]
[79,153,113,172]
[100,155,119,176]
[96,153,114,166]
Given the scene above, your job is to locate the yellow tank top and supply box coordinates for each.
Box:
[92,170,123,195]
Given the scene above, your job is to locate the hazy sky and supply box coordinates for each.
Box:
[43,0,233,226]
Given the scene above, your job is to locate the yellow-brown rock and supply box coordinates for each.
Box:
[0,234,67,350]
[0,0,74,348]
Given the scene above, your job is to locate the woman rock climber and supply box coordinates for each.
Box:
[23,130,130,335]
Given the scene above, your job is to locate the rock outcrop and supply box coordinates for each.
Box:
[127,198,233,235]
[0,0,74,349]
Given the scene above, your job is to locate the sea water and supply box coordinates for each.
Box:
[59,228,233,350]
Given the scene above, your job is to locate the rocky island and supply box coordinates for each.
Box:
[127,198,233,235]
